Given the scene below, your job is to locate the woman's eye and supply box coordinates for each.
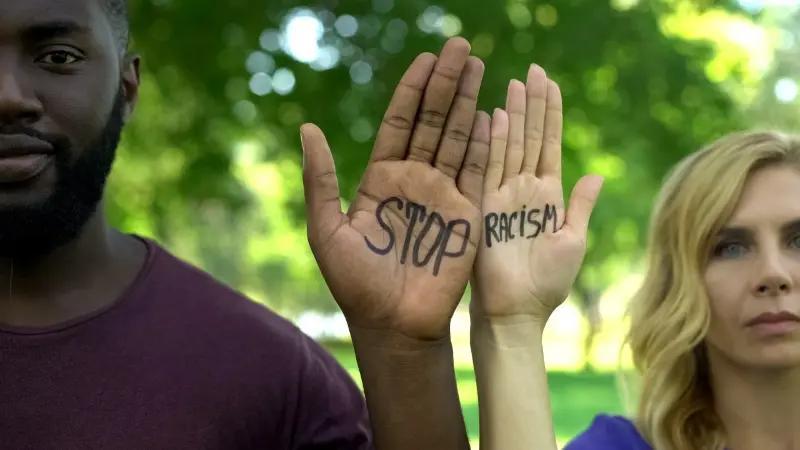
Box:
[790,234,800,249]
[38,51,82,65]
[713,242,747,258]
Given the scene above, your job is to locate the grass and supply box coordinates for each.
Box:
[322,340,626,446]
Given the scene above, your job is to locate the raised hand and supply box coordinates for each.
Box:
[469,65,604,450]
[301,37,490,341]
[301,37,489,450]
[471,64,603,322]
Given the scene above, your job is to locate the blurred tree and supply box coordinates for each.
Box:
[110,0,790,346]
[737,4,800,130]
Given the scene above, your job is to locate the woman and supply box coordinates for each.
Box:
[471,64,800,449]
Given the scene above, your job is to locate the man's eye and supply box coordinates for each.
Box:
[713,241,747,259]
[789,234,800,249]
[37,51,82,65]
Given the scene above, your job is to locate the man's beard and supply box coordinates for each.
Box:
[0,90,125,260]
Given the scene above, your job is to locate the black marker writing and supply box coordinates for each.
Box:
[543,203,557,233]
[527,208,541,238]
[400,202,428,264]
[484,203,558,248]
[412,212,446,267]
[434,219,470,275]
[365,196,403,255]
[485,213,500,248]
[365,197,471,276]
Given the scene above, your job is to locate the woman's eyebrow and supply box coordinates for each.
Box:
[714,226,751,241]
[716,218,800,239]
[780,218,800,234]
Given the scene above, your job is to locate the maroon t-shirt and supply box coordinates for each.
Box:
[0,237,372,449]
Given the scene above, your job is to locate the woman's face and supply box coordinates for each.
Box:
[704,164,800,370]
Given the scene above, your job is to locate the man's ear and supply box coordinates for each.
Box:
[121,53,141,123]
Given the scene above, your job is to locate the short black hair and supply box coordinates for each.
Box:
[101,0,129,53]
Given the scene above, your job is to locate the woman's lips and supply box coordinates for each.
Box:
[746,311,800,337]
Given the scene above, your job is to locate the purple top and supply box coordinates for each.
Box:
[564,415,652,450]
[0,237,372,449]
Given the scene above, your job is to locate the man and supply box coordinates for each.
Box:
[0,0,487,449]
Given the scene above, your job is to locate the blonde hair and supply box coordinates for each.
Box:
[626,130,800,450]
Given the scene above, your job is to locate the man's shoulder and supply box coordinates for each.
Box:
[563,414,651,450]
[133,237,321,362]
[83,238,371,448]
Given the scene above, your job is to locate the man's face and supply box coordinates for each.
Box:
[0,0,139,258]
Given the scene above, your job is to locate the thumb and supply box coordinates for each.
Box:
[564,175,604,237]
[301,123,345,250]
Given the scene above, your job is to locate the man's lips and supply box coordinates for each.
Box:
[0,134,56,184]
[0,134,55,157]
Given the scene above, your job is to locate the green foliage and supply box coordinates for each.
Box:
[111,0,782,315]
[323,339,625,443]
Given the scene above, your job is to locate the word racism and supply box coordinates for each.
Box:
[364,197,470,276]
[484,204,558,248]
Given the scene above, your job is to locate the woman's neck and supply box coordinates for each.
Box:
[709,350,800,450]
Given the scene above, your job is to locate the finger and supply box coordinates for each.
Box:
[520,64,548,176]
[564,175,604,236]
[457,111,491,209]
[301,123,346,250]
[370,53,438,162]
[434,56,485,178]
[484,108,508,193]
[502,79,526,183]
[407,37,471,164]
[537,80,564,179]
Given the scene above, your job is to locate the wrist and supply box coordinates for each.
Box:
[349,325,458,386]
[470,313,546,348]
[349,324,453,354]
[470,293,553,328]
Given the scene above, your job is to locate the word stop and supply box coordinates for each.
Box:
[364,197,470,276]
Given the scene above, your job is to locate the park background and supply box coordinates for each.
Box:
[117,0,800,446]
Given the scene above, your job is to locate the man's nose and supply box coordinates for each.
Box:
[0,63,43,124]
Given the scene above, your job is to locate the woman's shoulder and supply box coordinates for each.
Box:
[563,414,652,450]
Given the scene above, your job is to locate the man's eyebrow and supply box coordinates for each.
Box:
[21,20,91,41]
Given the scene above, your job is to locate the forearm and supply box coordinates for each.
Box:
[350,326,470,450]
[471,312,557,450]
